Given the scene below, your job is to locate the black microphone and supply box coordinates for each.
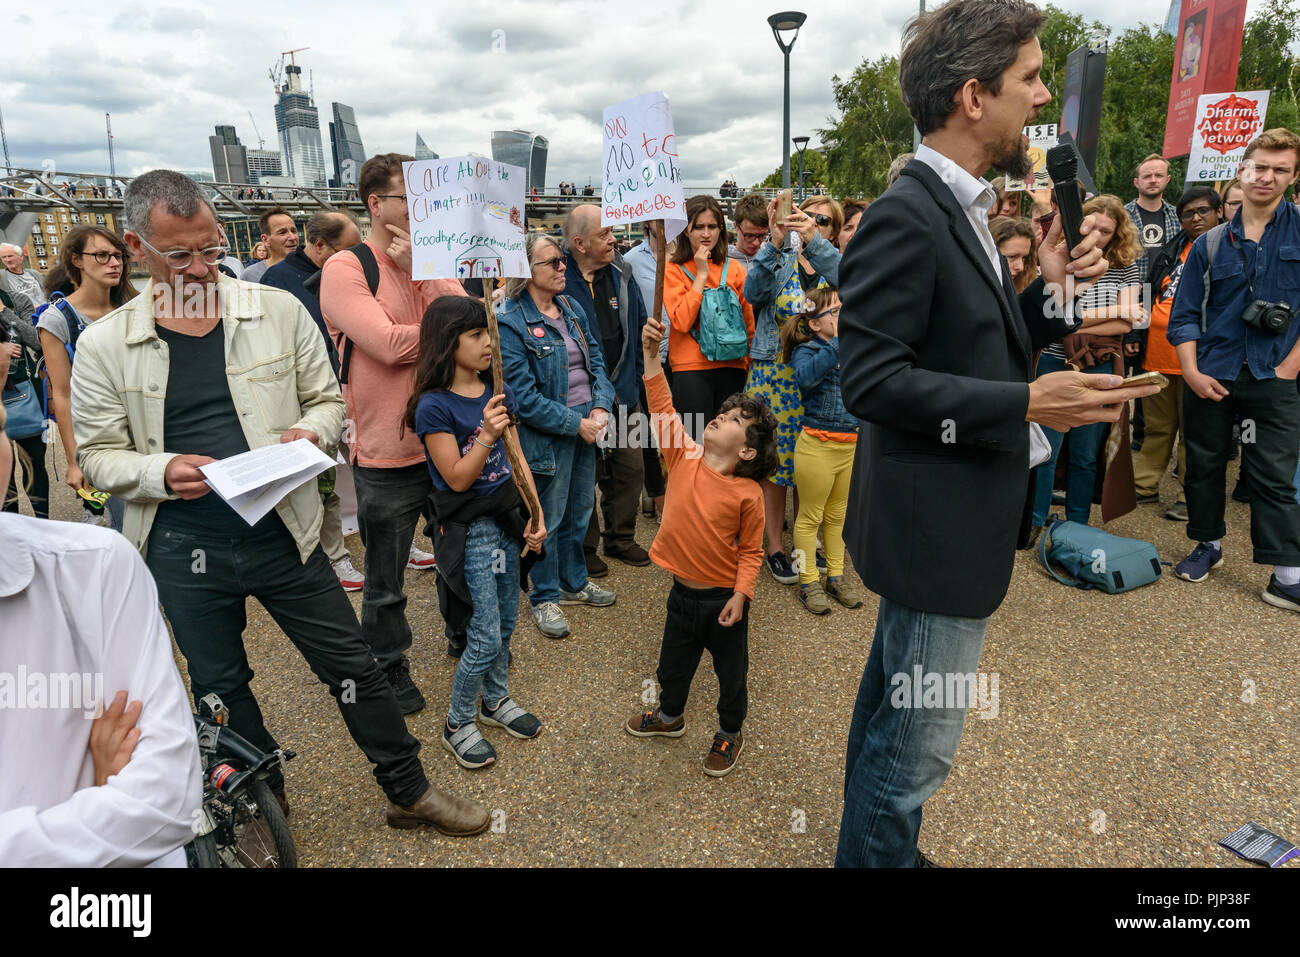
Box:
[1045,144,1084,253]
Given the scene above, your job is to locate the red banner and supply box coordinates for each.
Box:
[1162,0,1249,159]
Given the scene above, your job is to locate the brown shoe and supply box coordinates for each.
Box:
[606,543,651,566]
[585,551,609,578]
[386,784,490,836]
[703,730,743,777]
[625,708,685,737]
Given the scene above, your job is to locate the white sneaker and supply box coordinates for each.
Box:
[332,556,364,592]
[531,602,571,638]
[407,544,436,570]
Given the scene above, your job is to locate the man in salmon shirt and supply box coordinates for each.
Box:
[1132,186,1222,523]
[319,153,467,714]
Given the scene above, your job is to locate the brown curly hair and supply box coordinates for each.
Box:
[717,391,779,482]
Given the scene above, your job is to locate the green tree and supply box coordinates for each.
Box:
[756,146,829,192]
[815,1,1300,202]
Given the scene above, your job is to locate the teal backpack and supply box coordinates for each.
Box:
[1037,519,1164,594]
[678,260,749,361]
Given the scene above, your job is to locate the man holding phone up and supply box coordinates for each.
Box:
[1166,129,1300,611]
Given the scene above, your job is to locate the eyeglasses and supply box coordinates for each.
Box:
[533,257,566,271]
[738,228,768,242]
[373,194,407,202]
[816,307,841,319]
[79,250,125,265]
[1179,206,1217,221]
[135,233,229,270]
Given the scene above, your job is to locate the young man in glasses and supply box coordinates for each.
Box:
[318,154,469,712]
[1167,129,1300,611]
[70,169,490,836]
[1131,186,1221,522]
[727,193,769,269]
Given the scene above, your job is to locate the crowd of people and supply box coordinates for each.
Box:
[3,0,1298,869]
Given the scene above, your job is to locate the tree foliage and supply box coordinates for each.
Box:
[815,1,1300,202]
[757,146,829,191]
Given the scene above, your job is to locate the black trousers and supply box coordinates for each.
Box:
[670,367,748,442]
[638,381,666,498]
[585,409,646,555]
[1183,370,1300,566]
[656,581,749,735]
[3,432,49,519]
[146,517,429,805]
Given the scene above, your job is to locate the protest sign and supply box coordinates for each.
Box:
[1186,90,1269,182]
[1007,123,1058,191]
[401,156,528,280]
[601,91,686,240]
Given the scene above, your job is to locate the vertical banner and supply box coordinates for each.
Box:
[401,156,529,280]
[600,91,687,241]
[1162,0,1248,159]
[1058,44,1106,178]
[1186,89,1270,181]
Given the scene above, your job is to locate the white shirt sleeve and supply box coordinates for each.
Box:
[0,535,202,867]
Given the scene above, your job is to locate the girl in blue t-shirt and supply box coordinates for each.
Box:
[405,296,547,770]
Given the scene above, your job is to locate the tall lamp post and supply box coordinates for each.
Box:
[792,136,810,202]
[768,11,807,190]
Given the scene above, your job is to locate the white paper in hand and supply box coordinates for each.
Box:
[199,439,335,526]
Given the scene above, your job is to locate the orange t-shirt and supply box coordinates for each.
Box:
[662,257,756,373]
[1144,243,1191,377]
[643,370,764,600]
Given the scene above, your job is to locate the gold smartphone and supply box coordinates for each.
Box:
[776,189,793,223]
[1122,371,1168,389]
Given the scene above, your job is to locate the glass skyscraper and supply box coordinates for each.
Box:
[491,130,548,192]
[329,102,366,188]
[274,64,327,189]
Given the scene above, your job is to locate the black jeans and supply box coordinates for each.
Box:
[670,368,748,442]
[1183,370,1300,566]
[351,462,433,670]
[145,517,428,805]
[3,433,49,519]
[656,581,749,735]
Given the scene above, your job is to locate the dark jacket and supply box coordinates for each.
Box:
[561,251,647,409]
[791,336,858,433]
[261,248,340,375]
[423,480,543,636]
[838,159,1074,619]
[1125,228,1193,364]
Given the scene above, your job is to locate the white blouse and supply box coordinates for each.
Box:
[0,513,201,867]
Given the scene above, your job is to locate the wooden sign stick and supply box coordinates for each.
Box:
[481,275,542,550]
[651,219,666,328]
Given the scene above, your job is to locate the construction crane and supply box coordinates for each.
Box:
[269,46,311,94]
[246,110,265,150]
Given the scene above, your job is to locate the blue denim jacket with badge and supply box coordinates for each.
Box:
[498,291,615,476]
[743,234,841,361]
[792,336,858,433]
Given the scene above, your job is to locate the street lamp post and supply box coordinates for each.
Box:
[792,136,810,202]
[768,11,807,190]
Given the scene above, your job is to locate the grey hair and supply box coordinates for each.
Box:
[122,169,218,238]
[0,242,24,256]
[306,209,358,246]
[562,204,599,254]
[887,152,915,187]
[503,233,562,300]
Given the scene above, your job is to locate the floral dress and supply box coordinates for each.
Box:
[744,269,809,488]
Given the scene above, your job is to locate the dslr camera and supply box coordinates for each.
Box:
[1241,298,1295,335]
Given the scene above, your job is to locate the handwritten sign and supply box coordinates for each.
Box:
[1187,90,1269,182]
[1006,124,1058,192]
[402,157,528,280]
[601,91,686,240]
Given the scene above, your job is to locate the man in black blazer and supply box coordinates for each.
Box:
[833,0,1161,867]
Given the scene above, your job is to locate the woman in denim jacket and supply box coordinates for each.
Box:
[498,234,617,640]
[784,287,861,616]
[742,196,842,585]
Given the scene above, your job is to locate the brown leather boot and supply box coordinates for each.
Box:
[386,785,491,836]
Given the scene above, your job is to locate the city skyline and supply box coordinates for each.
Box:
[2,0,1235,188]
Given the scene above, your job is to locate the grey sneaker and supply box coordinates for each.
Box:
[531,601,571,638]
[1163,501,1188,522]
[559,581,616,606]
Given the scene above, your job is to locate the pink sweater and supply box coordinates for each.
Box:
[319,239,466,467]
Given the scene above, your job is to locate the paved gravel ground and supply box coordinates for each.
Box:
[22,445,1298,867]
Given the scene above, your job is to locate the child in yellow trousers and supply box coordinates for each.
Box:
[785,287,863,615]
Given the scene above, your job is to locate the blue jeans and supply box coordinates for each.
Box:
[448,518,520,725]
[530,401,596,605]
[835,597,988,867]
[1031,352,1111,527]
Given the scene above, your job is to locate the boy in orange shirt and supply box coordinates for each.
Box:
[624,315,776,777]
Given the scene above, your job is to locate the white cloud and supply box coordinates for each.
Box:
[2,0,1246,187]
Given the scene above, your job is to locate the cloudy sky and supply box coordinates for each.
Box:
[3,0,1254,189]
